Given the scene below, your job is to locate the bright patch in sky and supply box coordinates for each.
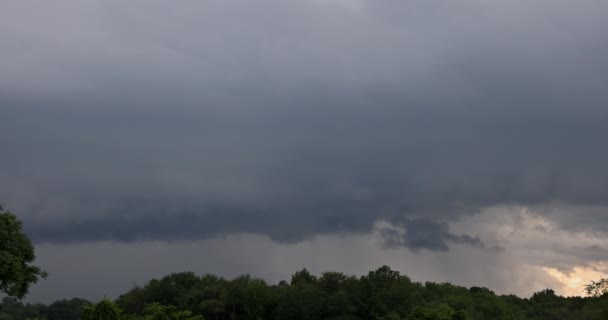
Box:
[544,264,608,296]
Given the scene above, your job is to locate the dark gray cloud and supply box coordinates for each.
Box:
[379,218,485,251]
[1,0,608,251]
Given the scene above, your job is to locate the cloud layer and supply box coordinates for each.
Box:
[27,205,608,303]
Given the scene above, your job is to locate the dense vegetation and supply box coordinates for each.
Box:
[1,266,607,320]
[0,206,47,299]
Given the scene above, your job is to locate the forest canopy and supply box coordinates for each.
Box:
[1,266,607,320]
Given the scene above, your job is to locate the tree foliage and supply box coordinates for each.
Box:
[2,266,608,320]
[0,205,47,299]
[82,300,122,320]
[584,278,608,297]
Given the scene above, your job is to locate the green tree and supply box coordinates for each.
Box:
[142,302,203,320]
[0,205,47,299]
[117,286,147,315]
[376,311,401,320]
[406,304,455,320]
[361,266,419,318]
[451,310,469,320]
[44,298,91,320]
[243,278,275,320]
[291,269,317,287]
[318,272,347,294]
[199,300,224,320]
[82,299,122,320]
[223,275,249,320]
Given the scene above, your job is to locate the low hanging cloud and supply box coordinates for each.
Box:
[378,218,485,251]
[1,0,608,255]
[26,205,606,303]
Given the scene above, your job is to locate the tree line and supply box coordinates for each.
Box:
[1,266,608,320]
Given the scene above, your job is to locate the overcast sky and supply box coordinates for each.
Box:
[1,0,608,303]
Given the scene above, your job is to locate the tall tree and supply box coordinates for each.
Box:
[0,205,47,299]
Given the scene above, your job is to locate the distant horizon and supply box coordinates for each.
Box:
[17,264,593,305]
[23,221,599,304]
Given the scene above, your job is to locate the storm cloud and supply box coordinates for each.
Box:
[1,0,608,300]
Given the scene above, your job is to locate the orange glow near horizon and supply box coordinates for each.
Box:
[544,265,608,297]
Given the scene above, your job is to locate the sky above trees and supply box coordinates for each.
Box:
[1,0,607,302]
